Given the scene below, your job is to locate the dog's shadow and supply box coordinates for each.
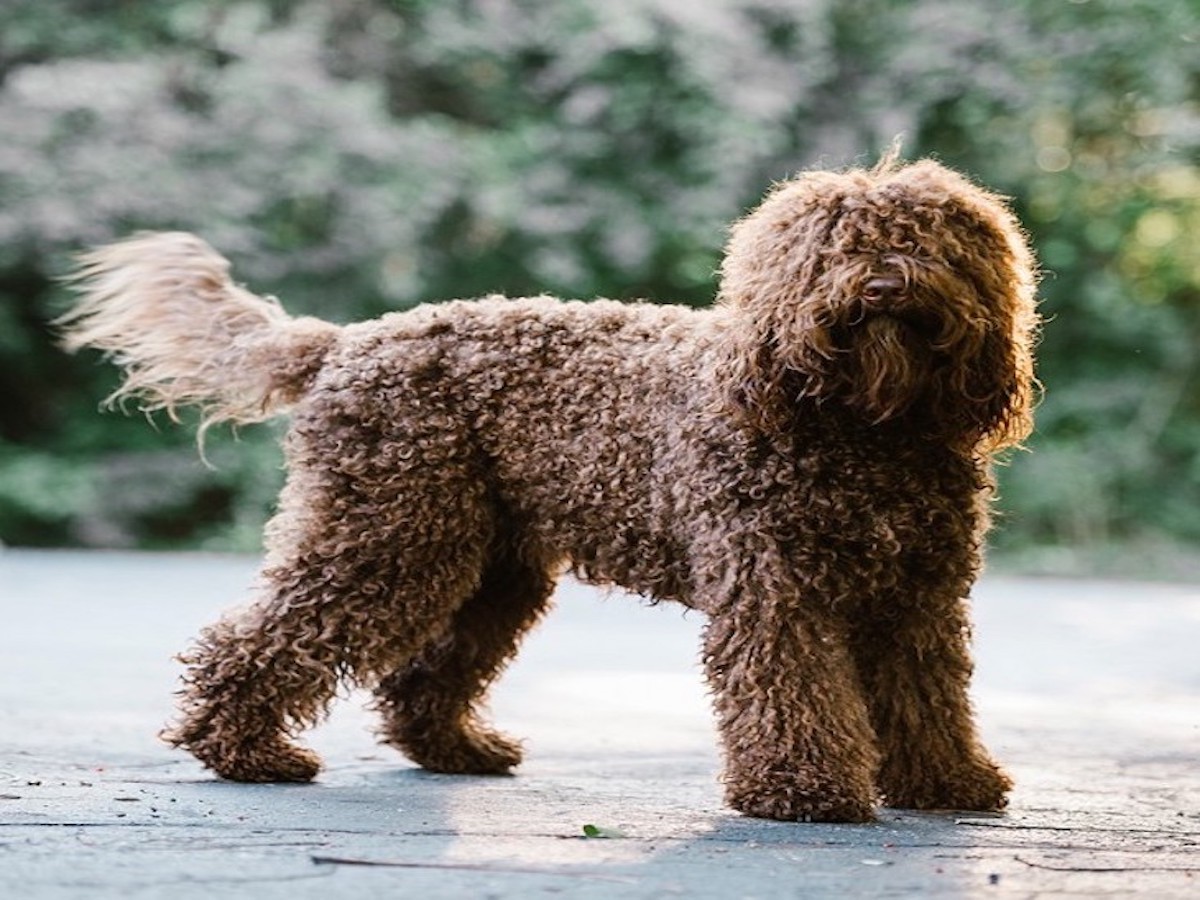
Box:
[306,758,999,892]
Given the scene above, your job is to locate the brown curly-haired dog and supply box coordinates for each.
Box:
[61,155,1039,823]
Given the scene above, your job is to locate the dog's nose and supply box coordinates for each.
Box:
[860,276,906,306]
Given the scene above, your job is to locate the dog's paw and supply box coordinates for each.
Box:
[226,742,323,783]
[881,759,1012,812]
[174,734,323,783]
[388,725,524,775]
[726,777,876,823]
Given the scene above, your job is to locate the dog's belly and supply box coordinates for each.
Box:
[565,534,693,606]
[490,476,694,606]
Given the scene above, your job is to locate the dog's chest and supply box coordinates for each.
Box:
[689,425,979,564]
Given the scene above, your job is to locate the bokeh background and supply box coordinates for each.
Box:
[1,0,1197,576]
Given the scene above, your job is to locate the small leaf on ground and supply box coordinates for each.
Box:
[582,823,627,839]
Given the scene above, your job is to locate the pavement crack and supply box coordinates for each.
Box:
[1014,855,1200,874]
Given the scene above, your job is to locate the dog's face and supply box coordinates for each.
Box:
[718,159,1040,452]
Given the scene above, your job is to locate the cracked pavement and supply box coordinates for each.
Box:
[2,550,1197,898]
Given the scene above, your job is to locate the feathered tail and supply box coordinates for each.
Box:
[59,232,340,431]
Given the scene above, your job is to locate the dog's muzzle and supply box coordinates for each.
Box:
[859,276,908,309]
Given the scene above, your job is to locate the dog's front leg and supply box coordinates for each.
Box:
[851,594,1012,812]
[702,584,881,823]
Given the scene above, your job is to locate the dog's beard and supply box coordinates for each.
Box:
[842,316,936,423]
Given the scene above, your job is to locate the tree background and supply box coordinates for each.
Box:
[1,0,1197,575]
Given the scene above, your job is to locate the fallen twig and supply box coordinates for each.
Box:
[310,855,636,883]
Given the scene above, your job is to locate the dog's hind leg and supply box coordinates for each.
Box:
[162,589,344,783]
[162,453,493,783]
[372,541,555,774]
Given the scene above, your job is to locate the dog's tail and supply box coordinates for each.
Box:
[59,232,341,432]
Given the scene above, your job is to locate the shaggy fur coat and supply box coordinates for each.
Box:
[61,156,1039,822]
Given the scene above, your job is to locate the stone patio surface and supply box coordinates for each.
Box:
[1,549,1197,897]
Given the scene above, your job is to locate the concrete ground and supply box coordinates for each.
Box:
[1,549,1197,898]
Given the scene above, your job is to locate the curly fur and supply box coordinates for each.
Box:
[61,156,1039,823]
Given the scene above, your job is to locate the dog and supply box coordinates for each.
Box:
[61,155,1039,822]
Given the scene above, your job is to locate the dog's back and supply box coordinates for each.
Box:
[299,294,712,601]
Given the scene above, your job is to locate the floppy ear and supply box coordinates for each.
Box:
[713,181,847,431]
[935,236,1041,455]
[714,313,791,432]
[964,308,1039,455]
[885,164,1041,454]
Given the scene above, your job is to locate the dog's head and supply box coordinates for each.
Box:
[717,156,1040,453]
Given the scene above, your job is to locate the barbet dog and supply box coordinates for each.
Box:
[62,155,1039,822]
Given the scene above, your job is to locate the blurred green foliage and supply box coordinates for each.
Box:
[1,0,1197,572]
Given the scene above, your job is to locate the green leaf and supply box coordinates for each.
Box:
[581,823,626,839]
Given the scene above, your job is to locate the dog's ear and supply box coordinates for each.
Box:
[714,269,840,433]
[932,323,1036,456]
[713,315,790,432]
[713,180,848,430]
[966,312,1040,455]
[888,163,1041,455]
[939,238,1041,456]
